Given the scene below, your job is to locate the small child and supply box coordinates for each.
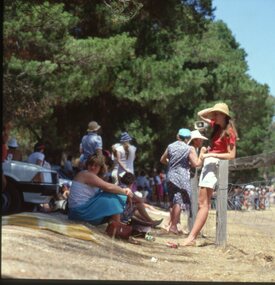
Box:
[119,172,139,223]
[119,172,163,233]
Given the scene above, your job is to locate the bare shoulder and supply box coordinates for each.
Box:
[74,170,94,183]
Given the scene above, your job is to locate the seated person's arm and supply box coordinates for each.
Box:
[85,172,133,198]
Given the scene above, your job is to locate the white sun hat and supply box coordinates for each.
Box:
[8,138,19,148]
[188,130,208,145]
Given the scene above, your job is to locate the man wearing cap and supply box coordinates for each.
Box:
[80,121,103,168]
[160,128,206,234]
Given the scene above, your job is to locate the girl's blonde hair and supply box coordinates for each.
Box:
[122,142,130,159]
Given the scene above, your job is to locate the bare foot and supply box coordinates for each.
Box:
[181,238,196,247]
[168,226,183,235]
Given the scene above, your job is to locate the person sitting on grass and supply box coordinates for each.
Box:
[68,154,133,225]
[119,171,163,228]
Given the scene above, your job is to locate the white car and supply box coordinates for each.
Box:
[2,160,60,214]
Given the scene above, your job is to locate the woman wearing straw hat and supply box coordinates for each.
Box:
[181,102,238,246]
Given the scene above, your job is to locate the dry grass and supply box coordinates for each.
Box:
[2,206,275,282]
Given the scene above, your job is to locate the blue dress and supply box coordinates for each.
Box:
[68,181,127,225]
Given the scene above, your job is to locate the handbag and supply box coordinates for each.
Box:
[106,220,133,239]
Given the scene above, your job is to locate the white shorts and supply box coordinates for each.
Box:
[199,157,220,190]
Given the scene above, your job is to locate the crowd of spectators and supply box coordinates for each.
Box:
[213,184,275,211]
[3,119,275,241]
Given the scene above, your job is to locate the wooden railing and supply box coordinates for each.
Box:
[229,151,275,171]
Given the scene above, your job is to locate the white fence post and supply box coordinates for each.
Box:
[215,159,229,246]
[188,169,198,231]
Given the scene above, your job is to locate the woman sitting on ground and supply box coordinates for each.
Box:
[120,172,163,228]
[68,154,133,225]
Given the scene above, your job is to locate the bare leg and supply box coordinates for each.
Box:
[135,202,154,222]
[169,203,181,233]
[182,187,213,245]
[164,205,172,230]
[109,214,121,223]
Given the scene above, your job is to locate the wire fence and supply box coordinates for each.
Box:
[196,179,275,255]
[216,179,274,212]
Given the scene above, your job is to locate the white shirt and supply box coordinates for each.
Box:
[111,143,120,171]
[27,152,45,165]
[68,181,99,208]
[116,144,136,175]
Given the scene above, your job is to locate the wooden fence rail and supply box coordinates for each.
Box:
[229,151,275,171]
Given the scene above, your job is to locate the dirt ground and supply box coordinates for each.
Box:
[1,205,275,282]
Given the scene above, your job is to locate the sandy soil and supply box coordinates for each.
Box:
[1,206,275,282]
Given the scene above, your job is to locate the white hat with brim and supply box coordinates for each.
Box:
[8,138,19,148]
[198,103,231,119]
[188,130,208,145]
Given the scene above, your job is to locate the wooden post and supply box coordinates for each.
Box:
[215,160,229,246]
[188,169,198,231]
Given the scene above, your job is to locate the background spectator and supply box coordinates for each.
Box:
[7,138,22,161]
[116,132,137,178]
[64,155,74,179]
[80,121,103,169]
[27,142,46,166]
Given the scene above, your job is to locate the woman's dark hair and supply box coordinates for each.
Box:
[210,116,239,142]
[140,170,146,176]
[86,154,107,178]
[34,142,45,152]
[120,172,135,186]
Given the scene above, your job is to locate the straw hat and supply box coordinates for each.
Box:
[8,138,19,148]
[87,121,101,132]
[199,102,231,119]
[188,130,208,145]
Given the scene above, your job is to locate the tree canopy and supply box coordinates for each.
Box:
[3,0,274,180]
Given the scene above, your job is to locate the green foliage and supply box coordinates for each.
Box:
[54,34,136,102]
[4,1,77,59]
[3,0,274,179]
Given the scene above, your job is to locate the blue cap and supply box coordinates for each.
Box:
[178,128,191,138]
